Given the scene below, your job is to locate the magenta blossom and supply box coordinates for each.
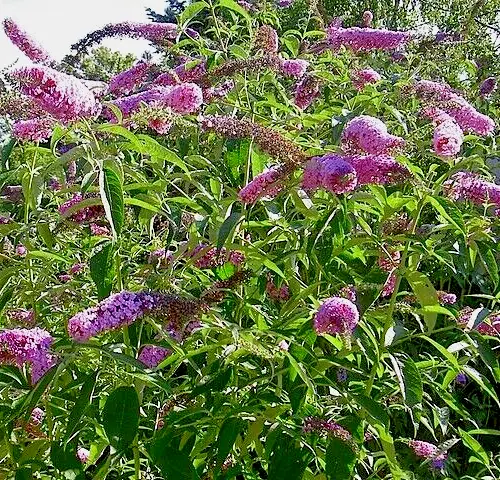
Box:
[326,23,410,52]
[409,440,447,469]
[480,77,496,97]
[154,60,206,86]
[342,115,405,155]
[12,118,54,143]
[110,83,203,118]
[76,447,90,463]
[3,18,52,64]
[138,345,171,368]
[294,75,321,110]
[108,62,153,96]
[11,66,100,123]
[302,154,357,194]
[351,68,381,90]
[280,59,309,79]
[444,171,500,210]
[348,154,410,185]
[239,167,285,203]
[313,296,359,335]
[188,244,245,269]
[0,327,57,384]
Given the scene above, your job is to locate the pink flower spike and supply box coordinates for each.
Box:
[342,115,405,155]
[3,18,52,64]
[239,167,285,203]
[108,62,153,96]
[281,59,309,79]
[351,68,381,91]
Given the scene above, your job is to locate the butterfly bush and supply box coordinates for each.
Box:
[58,193,104,223]
[0,328,57,383]
[12,118,54,142]
[302,154,357,194]
[11,66,100,122]
[409,440,447,469]
[108,62,153,95]
[110,83,203,118]
[341,115,405,155]
[444,171,500,209]
[67,291,157,342]
[303,417,352,441]
[154,60,207,86]
[414,79,495,135]
[138,345,171,368]
[254,25,279,53]
[351,68,381,90]
[294,75,321,109]
[479,77,496,97]
[3,18,52,64]
[326,22,411,51]
[280,59,309,78]
[70,21,178,55]
[1,4,500,478]
[313,297,360,335]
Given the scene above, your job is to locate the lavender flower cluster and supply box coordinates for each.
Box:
[326,22,411,52]
[302,116,409,197]
[11,65,100,123]
[409,440,447,469]
[0,327,57,384]
[415,79,495,137]
[67,291,157,342]
[58,193,105,224]
[313,296,360,336]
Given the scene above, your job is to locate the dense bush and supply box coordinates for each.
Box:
[0,1,499,479]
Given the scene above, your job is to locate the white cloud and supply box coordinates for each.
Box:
[0,0,166,68]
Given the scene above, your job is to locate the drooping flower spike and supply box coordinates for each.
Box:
[3,18,53,64]
[11,66,100,123]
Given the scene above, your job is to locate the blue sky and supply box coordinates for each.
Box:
[1,0,166,68]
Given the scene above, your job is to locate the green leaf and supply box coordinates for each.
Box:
[478,248,499,290]
[136,134,190,174]
[217,210,242,250]
[459,428,490,465]
[149,439,200,480]
[99,166,124,240]
[326,438,356,480]
[406,271,439,332]
[97,124,145,152]
[102,386,139,451]
[267,432,309,480]
[27,250,69,264]
[179,1,208,24]
[64,373,97,443]
[217,0,252,25]
[36,223,54,249]
[50,441,82,472]
[421,336,460,371]
[402,358,423,407]
[1,138,16,169]
[462,365,500,407]
[354,395,389,427]
[427,196,465,234]
[216,417,244,469]
[90,242,115,300]
[8,366,56,423]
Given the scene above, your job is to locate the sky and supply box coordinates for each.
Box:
[0,0,166,68]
